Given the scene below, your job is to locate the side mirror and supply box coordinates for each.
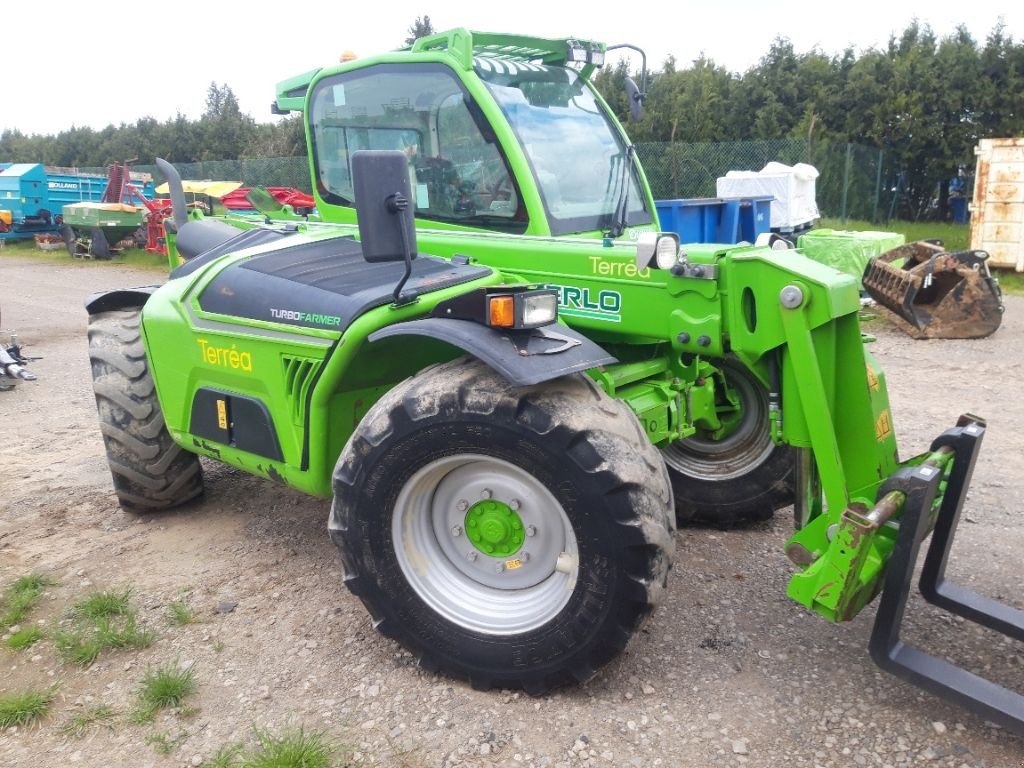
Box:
[624,77,644,122]
[352,150,417,264]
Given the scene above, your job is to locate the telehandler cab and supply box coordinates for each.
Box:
[85,30,1021,731]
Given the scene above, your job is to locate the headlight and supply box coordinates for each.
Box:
[520,292,558,327]
[635,232,681,270]
[655,236,679,269]
[432,287,560,330]
[488,289,558,329]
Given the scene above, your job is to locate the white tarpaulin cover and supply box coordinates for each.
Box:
[717,162,820,230]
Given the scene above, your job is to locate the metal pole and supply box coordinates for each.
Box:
[840,143,853,224]
[872,149,884,224]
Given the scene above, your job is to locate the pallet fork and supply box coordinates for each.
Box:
[869,416,1023,734]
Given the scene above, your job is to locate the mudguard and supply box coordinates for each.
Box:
[369,319,617,386]
[84,287,160,315]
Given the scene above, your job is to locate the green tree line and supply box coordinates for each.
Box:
[0,83,306,169]
[2,21,1021,220]
[597,20,1023,218]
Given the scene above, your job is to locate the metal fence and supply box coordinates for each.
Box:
[79,156,314,195]
[79,141,890,224]
[636,139,890,224]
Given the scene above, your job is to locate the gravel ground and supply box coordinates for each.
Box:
[0,252,1021,768]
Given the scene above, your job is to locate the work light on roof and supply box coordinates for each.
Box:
[566,41,588,63]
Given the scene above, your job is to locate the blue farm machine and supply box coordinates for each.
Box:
[0,162,155,247]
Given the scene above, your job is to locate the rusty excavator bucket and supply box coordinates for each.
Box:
[862,241,1004,339]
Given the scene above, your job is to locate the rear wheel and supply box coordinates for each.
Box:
[330,358,674,693]
[662,360,795,526]
[88,309,203,512]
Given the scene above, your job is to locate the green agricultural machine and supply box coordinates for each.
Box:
[85,30,1021,730]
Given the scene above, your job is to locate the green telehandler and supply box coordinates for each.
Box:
[85,30,1021,731]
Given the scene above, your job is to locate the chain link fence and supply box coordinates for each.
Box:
[79,156,314,194]
[637,139,890,224]
[79,142,891,223]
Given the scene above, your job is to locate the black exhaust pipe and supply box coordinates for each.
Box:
[155,158,188,232]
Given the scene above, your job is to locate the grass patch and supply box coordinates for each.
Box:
[55,616,152,665]
[200,728,341,768]
[5,625,44,650]
[167,600,196,626]
[129,704,158,725]
[145,732,180,755]
[95,614,155,650]
[54,629,104,665]
[243,727,337,768]
[819,217,970,252]
[132,660,197,722]
[61,705,116,738]
[56,588,154,665]
[1,573,55,629]
[140,662,197,708]
[200,743,244,768]
[119,249,172,270]
[0,687,56,728]
[72,588,132,620]
[995,269,1024,296]
[0,238,167,271]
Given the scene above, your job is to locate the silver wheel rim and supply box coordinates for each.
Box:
[661,365,774,481]
[392,454,579,635]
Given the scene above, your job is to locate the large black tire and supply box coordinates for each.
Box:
[661,360,795,526]
[88,309,203,512]
[330,358,674,693]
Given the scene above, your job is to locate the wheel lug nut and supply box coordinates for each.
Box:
[480,488,492,500]
[451,526,462,537]
[520,551,530,563]
[494,562,505,574]
[456,499,468,512]
[467,551,478,562]
[526,525,536,537]
[509,499,521,511]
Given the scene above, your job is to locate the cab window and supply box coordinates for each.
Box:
[310,63,526,232]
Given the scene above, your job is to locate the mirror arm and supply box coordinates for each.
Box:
[606,43,648,98]
[389,193,417,306]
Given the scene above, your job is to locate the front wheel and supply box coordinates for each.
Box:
[330,358,674,693]
[88,309,204,512]
[662,360,795,526]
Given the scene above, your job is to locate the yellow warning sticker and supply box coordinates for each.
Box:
[866,365,880,391]
[875,410,892,440]
[216,399,228,430]
[505,559,523,571]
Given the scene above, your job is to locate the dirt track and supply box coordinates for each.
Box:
[0,252,1021,768]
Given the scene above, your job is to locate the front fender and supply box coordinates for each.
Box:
[368,319,616,386]
[84,287,160,315]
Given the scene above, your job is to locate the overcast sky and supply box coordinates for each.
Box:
[2,2,1018,136]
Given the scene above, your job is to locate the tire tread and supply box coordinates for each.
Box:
[330,358,674,693]
[88,309,203,512]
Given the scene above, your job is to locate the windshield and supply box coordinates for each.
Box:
[478,61,651,236]
[309,63,527,232]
